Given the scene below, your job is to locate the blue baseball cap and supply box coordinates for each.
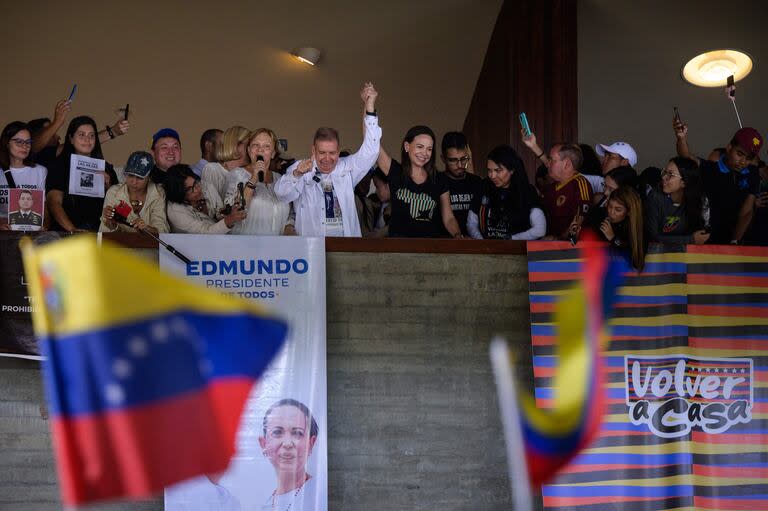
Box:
[151,128,180,148]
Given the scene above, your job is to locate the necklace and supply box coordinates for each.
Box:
[271,476,308,511]
[130,199,143,212]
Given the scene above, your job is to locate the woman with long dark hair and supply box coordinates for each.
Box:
[467,144,545,239]
[46,116,118,231]
[165,164,246,234]
[0,121,48,229]
[377,125,462,238]
[600,185,646,271]
[644,156,710,245]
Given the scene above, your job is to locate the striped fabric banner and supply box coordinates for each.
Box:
[527,242,768,511]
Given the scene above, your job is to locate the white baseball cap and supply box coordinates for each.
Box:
[595,141,637,167]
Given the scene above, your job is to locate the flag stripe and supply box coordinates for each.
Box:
[42,310,286,417]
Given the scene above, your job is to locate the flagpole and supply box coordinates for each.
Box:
[490,337,534,511]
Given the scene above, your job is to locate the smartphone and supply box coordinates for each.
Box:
[727,75,735,97]
[68,84,77,102]
[519,112,531,137]
[124,103,130,121]
[673,106,681,124]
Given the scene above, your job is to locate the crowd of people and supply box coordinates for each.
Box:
[1,82,766,269]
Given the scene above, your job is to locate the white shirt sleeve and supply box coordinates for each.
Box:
[345,115,383,186]
[510,208,547,240]
[467,210,483,239]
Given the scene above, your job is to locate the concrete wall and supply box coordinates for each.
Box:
[0,250,535,510]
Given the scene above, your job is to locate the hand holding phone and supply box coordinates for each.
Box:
[68,84,77,102]
[519,112,532,138]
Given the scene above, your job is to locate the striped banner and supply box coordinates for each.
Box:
[528,242,768,511]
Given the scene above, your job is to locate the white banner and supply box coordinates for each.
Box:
[161,234,327,511]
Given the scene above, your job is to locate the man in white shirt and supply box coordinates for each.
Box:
[274,83,381,237]
[191,128,222,176]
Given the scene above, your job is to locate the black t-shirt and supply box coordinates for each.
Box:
[699,159,758,244]
[48,153,118,231]
[437,171,483,235]
[388,160,448,238]
[470,178,539,239]
[34,145,58,172]
[151,165,167,186]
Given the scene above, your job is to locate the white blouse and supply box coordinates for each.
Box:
[202,162,244,203]
[224,168,293,235]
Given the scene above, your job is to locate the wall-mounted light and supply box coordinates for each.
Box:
[681,49,753,87]
[291,47,322,66]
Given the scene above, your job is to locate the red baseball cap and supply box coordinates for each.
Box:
[732,127,763,157]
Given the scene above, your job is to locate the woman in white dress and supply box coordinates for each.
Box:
[224,128,295,235]
[201,126,250,201]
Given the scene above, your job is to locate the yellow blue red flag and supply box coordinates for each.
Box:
[20,236,287,506]
[520,238,624,486]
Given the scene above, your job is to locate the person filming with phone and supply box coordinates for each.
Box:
[673,115,763,245]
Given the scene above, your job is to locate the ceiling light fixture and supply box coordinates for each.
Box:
[291,47,322,66]
[681,49,753,87]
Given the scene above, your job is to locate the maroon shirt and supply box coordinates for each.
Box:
[541,173,592,237]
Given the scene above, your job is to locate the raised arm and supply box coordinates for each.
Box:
[521,129,549,166]
[31,99,71,154]
[673,118,700,165]
[346,82,382,184]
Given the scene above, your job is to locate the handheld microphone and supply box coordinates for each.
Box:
[257,155,265,183]
[111,201,192,265]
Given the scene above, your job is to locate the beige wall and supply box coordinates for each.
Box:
[578,0,768,170]
[1,0,501,168]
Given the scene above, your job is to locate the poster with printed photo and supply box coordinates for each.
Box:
[162,235,328,511]
[7,188,44,231]
[68,154,105,198]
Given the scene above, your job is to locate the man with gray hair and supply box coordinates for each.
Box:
[275,83,381,237]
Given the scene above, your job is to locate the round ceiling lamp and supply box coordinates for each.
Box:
[291,47,322,66]
[681,49,753,87]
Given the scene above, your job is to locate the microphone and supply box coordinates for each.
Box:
[111,201,192,265]
[312,169,321,183]
[256,155,265,183]
[237,182,245,208]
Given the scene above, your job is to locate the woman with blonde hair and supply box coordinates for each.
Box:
[201,125,250,201]
[224,128,295,235]
[599,185,645,271]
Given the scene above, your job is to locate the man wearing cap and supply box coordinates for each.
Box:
[581,141,638,196]
[275,82,381,237]
[675,122,763,244]
[100,151,169,234]
[150,128,183,186]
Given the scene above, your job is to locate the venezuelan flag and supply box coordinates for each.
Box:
[521,239,623,487]
[20,236,288,506]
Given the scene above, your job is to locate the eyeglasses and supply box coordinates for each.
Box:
[10,138,32,146]
[661,170,682,180]
[446,156,470,165]
[185,181,202,193]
